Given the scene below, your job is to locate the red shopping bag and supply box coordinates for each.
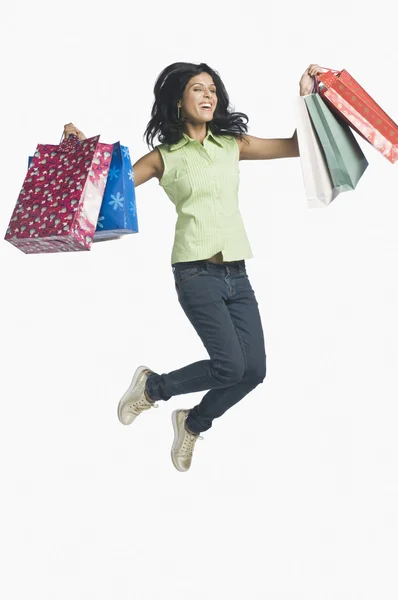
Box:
[5,135,114,254]
[317,69,398,164]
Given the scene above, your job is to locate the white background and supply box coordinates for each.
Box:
[1,1,398,598]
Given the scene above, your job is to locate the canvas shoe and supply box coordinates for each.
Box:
[117,365,158,425]
[171,409,203,472]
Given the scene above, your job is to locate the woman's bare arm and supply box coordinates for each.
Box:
[63,123,164,188]
[133,148,164,187]
[236,133,299,160]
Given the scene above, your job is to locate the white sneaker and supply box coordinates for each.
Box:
[117,365,158,425]
[171,409,203,472]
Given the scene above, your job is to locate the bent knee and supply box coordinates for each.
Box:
[245,361,266,384]
[211,359,245,386]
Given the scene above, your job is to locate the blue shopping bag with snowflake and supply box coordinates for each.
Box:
[93,143,138,241]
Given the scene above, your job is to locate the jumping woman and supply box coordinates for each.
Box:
[64,61,322,472]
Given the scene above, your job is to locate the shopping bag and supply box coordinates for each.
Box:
[304,93,368,192]
[25,142,139,242]
[296,96,341,208]
[5,135,113,254]
[317,69,398,164]
[94,143,138,241]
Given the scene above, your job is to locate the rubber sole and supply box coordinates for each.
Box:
[171,410,187,472]
[117,365,150,425]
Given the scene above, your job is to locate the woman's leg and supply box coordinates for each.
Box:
[186,270,266,433]
[146,260,266,432]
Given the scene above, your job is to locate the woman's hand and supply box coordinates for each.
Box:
[63,122,86,141]
[299,64,326,96]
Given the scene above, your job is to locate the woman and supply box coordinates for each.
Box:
[65,62,322,473]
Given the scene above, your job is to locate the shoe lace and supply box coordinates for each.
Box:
[126,397,159,416]
[178,431,204,457]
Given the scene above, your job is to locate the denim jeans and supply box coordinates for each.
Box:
[145,259,267,434]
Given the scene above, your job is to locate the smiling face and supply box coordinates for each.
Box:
[178,72,218,124]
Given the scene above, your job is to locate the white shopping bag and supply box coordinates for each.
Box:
[296,95,340,208]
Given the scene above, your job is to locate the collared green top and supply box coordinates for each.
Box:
[156,128,253,265]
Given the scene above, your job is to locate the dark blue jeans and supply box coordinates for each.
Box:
[145,260,267,434]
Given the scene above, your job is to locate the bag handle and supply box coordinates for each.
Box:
[58,132,87,155]
[60,123,87,147]
[319,66,340,74]
[314,67,341,93]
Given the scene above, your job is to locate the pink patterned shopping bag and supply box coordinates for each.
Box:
[5,135,113,254]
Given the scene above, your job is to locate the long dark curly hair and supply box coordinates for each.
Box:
[144,62,249,149]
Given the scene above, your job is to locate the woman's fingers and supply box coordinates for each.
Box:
[301,64,327,81]
[311,64,328,76]
[63,123,76,138]
[303,64,320,77]
[63,122,86,140]
[76,129,86,141]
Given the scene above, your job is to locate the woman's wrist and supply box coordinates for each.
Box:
[299,84,312,96]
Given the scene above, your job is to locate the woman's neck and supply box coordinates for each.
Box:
[183,122,208,144]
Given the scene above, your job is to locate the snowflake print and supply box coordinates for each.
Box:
[128,169,134,182]
[128,201,136,216]
[122,147,130,159]
[109,192,124,210]
[97,216,105,228]
[108,166,120,181]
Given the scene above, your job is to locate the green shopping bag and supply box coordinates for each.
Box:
[304,93,368,192]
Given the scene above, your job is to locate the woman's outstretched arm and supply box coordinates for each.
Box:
[63,123,163,188]
[237,133,299,160]
[236,64,324,161]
